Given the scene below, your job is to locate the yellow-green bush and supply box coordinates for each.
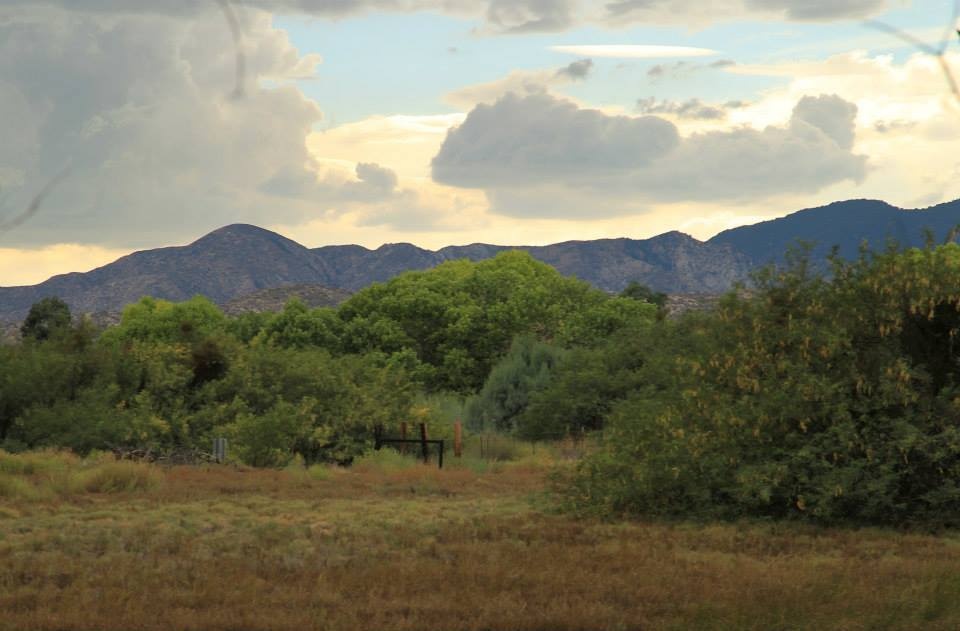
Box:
[71,462,162,493]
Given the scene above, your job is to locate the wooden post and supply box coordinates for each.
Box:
[453,421,463,458]
[400,422,408,455]
[438,439,444,469]
[419,423,429,464]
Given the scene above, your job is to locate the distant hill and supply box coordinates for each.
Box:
[223,284,352,315]
[312,231,752,293]
[0,226,752,322]
[2,196,959,324]
[709,198,960,266]
[0,224,335,323]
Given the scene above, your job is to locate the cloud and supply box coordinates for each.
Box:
[0,4,429,248]
[259,161,401,203]
[2,0,893,35]
[636,98,727,120]
[551,44,718,58]
[557,58,594,80]
[743,0,887,21]
[602,0,888,26]
[483,0,575,33]
[432,93,680,189]
[431,92,867,218]
[647,58,734,80]
[0,243,132,286]
[445,59,593,110]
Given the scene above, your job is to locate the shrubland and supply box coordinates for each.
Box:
[563,243,960,527]
[0,251,654,467]
[5,242,960,529]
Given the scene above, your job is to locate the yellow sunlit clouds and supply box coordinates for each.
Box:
[549,45,718,58]
[0,244,131,286]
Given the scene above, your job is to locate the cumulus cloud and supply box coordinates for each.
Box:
[432,93,867,218]
[445,59,592,109]
[432,93,680,188]
[0,4,424,248]
[483,0,575,33]
[4,0,892,33]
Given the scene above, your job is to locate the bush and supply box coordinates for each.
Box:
[564,243,960,527]
[465,336,564,432]
[72,462,162,493]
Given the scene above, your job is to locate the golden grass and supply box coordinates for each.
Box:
[1,449,960,630]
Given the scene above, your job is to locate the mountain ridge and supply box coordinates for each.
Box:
[2,197,959,323]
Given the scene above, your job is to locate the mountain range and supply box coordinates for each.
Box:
[1,197,959,324]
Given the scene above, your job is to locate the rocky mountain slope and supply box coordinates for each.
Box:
[222,284,352,315]
[2,197,959,323]
[709,198,960,266]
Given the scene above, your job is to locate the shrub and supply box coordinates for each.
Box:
[564,243,960,527]
[73,462,162,493]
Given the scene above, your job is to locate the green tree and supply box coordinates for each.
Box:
[20,297,71,341]
[338,251,653,392]
[619,281,667,308]
[465,336,564,432]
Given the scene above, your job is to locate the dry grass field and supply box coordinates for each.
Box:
[3,447,960,630]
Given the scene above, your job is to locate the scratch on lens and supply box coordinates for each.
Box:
[215,0,246,99]
[0,169,72,234]
[864,1,960,105]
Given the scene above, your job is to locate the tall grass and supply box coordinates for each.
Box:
[0,449,162,500]
[71,461,162,493]
[2,448,960,630]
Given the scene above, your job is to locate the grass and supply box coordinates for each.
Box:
[2,449,960,630]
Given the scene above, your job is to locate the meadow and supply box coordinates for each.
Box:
[3,446,960,631]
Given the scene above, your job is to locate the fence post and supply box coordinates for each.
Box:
[400,422,408,455]
[453,421,463,458]
[419,423,429,464]
[213,437,228,464]
[438,439,444,469]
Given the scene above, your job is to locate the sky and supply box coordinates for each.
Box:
[0,0,959,286]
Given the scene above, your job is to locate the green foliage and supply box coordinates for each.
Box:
[619,281,667,308]
[465,336,564,432]
[518,319,666,440]
[260,300,343,350]
[338,251,654,392]
[567,243,960,527]
[20,296,72,342]
[101,296,227,346]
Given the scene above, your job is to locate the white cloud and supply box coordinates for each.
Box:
[550,45,718,58]
[432,92,866,218]
[0,4,431,249]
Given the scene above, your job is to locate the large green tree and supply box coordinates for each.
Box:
[338,251,655,392]
[20,297,71,341]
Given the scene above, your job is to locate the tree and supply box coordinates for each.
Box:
[565,243,960,527]
[619,281,667,308]
[20,297,71,341]
[465,336,564,432]
[338,251,654,392]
